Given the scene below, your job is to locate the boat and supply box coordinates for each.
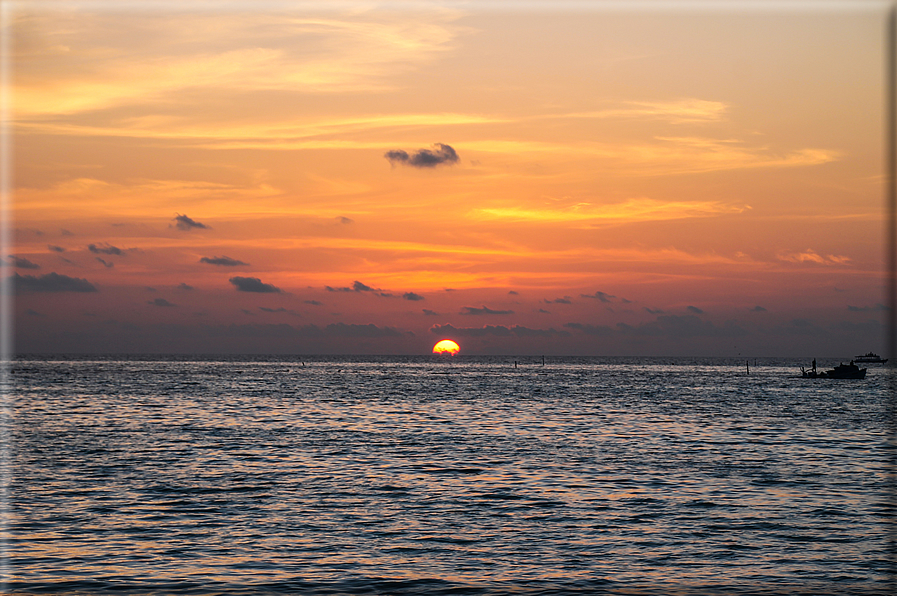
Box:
[853,352,888,364]
[801,361,867,379]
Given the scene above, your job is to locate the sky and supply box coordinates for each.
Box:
[4,0,894,356]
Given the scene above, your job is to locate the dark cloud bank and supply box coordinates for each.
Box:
[201,256,248,267]
[230,277,281,293]
[173,214,209,231]
[385,143,459,168]
[88,243,124,256]
[12,272,97,293]
[9,256,40,269]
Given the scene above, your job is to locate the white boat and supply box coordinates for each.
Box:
[854,352,888,364]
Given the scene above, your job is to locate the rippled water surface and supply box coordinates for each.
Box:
[5,356,896,594]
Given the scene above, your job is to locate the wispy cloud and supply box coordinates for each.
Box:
[200,256,248,266]
[777,249,851,265]
[460,306,514,316]
[559,98,729,124]
[471,198,749,224]
[87,243,124,256]
[14,10,464,118]
[148,298,176,307]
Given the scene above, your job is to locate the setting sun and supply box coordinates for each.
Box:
[432,339,460,355]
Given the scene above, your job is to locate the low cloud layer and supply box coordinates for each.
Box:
[200,256,248,266]
[385,143,459,168]
[460,306,514,315]
[9,256,40,269]
[13,272,97,293]
[581,291,615,302]
[326,280,397,297]
[148,298,176,307]
[229,276,281,293]
[430,323,568,338]
[566,314,746,338]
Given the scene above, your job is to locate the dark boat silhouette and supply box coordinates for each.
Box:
[801,361,866,379]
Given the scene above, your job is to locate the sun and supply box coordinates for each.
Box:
[432,339,460,355]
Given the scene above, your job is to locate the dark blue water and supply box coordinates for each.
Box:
[4,355,895,594]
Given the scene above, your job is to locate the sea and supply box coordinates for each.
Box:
[3,355,895,595]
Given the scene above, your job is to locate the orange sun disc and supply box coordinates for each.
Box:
[432,339,460,355]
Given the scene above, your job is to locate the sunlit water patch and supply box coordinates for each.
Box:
[6,356,895,594]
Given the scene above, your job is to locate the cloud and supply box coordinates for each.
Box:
[430,323,568,338]
[473,199,749,225]
[403,292,424,301]
[567,315,746,338]
[96,258,114,268]
[200,256,248,266]
[460,306,514,315]
[177,283,194,291]
[422,309,439,316]
[618,315,746,338]
[561,99,729,124]
[508,290,519,295]
[304,300,323,306]
[229,276,281,293]
[12,272,98,293]
[260,307,301,316]
[173,213,209,231]
[9,256,40,269]
[325,322,403,338]
[385,143,459,168]
[777,249,850,265]
[544,296,572,304]
[148,298,176,307]
[326,280,395,297]
[564,323,615,336]
[338,216,354,224]
[582,291,615,302]
[88,243,123,256]
[751,306,767,312]
[847,304,889,312]
[687,306,704,314]
[48,245,66,252]
[645,307,665,314]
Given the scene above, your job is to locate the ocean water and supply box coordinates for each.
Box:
[4,355,895,595]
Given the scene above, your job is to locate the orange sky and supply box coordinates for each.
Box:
[5,1,892,356]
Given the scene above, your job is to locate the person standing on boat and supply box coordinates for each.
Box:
[812,359,816,373]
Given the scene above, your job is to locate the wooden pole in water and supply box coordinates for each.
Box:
[746,360,750,375]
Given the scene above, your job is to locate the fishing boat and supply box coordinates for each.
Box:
[801,361,866,379]
[853,352,888,364]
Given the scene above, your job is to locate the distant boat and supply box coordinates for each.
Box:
[853,352,888,364]
[801,361,867,379]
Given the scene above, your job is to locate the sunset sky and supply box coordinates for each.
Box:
[5,0,893,356]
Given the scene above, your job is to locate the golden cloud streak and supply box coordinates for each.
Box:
[470,198,749,224]
[558,98,729,123]
[14,11,464,117]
